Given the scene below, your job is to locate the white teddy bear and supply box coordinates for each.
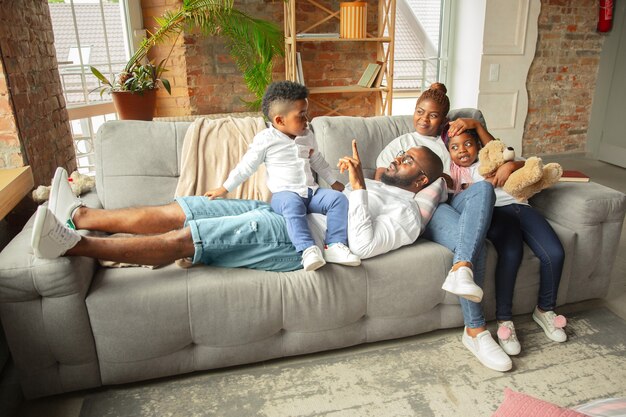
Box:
[32,171,95,203]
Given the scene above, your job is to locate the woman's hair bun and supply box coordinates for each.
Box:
[429,82,447,94]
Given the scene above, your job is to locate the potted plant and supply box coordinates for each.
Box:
[91,0,284,120]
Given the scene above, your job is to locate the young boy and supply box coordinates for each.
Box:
[205,81,360,271]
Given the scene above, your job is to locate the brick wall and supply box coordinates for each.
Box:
[0,60,22,170]
[0,0,75,187]
[523,0,604,155]
[141,0,191,117]
[144,0,378,117]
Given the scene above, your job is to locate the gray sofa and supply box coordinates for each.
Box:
[0,113,624,399]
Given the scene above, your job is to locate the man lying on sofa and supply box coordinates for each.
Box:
[31,141,444,270]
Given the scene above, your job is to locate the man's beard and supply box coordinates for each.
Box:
[380,172,414,188]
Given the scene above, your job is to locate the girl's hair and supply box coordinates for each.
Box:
[416,82,450,116]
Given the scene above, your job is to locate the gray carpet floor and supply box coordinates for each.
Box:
[78,307,626,417]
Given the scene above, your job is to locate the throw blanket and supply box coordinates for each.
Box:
[175,116,271,201]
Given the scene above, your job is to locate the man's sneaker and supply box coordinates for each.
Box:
[302,245,326,271]
[48,167,82,229]
[323,243,361,266]
[31,206,81,259]
[462,327,512,372]
[497,321,521,356]
[533,307,567,342]
[441,266,483,303]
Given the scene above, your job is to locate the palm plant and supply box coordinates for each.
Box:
[91,0,284,109]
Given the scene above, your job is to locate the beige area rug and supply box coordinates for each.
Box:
[79,308,626,417]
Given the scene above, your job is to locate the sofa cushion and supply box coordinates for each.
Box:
[95,121,191,209]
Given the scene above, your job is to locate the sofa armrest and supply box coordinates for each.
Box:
[0,212,102,398]
[530,182,626,302]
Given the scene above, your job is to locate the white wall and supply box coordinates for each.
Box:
[446,0,485,109]
[445,0,540,151]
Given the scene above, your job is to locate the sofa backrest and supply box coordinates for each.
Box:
[95,120,191,209]
[310,108,485,186]
[95,109,484,208]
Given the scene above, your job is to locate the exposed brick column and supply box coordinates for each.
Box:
[0,0,75,187]
[523,0,604,155]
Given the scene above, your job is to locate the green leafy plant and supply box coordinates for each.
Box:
[90,0,284,108]
[91,60,171,97]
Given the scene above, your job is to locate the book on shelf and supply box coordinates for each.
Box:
[296,52,305,86]
[296,33,340,39]
[559,170,590,182]
[371,60,385,87]
[357,63,382,88]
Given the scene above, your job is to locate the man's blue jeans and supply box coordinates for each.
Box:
[271,188,349,252]
[176,197,302,272]
[422,181,496,328]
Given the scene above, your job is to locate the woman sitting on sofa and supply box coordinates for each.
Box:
[374,83,513,373]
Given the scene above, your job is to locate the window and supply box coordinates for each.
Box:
[392,0,449,115]
[49,0,132,174]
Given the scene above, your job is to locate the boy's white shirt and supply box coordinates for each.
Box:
[376,132,451,175]
[223,124,338,197]
[468,162,529,207]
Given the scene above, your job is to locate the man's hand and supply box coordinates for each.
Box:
[204,186,228,199]
[337,140,366,190]
[441,173,454,189]
[330,181,345,192]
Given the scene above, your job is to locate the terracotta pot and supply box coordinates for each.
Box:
[111,89,157,121]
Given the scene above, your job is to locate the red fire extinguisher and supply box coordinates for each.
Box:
[597,0,614,33]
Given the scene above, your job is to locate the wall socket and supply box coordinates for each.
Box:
[489,63,500,82]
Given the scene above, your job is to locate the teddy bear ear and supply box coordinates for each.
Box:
[503,147,515,161]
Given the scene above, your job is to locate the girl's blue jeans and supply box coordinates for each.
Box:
[270,188,349,252]
[176,197,302,272]
[422,181,495,328]
[488,204,564,320]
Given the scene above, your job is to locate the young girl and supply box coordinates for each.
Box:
[447,129,568,356]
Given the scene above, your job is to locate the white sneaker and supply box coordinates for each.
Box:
[462,327,512,372]
[323,243,361,266]
[497,321,521,356]
[533,307,567,342]
[48,167,83,229]
[441,266,483,303]
[302,245,326,271]
[31,206,81,259]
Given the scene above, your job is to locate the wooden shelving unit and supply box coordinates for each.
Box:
[284,0,396,116]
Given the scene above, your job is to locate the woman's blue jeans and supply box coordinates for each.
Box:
[176,197,302,272]
[488,204,565,320]
[422,181,495,328]
[271,188,349,252]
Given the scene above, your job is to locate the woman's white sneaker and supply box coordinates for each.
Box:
[462,327,512,372]
[497,321,521,356]
[323,242,361,266]
[441,266,483,303]
[533,307,567,342]
[31,206,81,259]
